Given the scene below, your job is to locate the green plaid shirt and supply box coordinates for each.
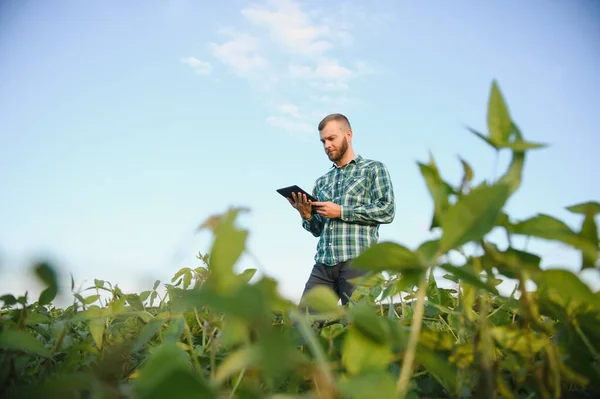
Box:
[302,155,395,266]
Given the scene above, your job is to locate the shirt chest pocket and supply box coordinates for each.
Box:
[343,176,370,204]
[318,182,334,202]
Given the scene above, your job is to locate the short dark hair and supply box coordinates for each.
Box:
[318,113,351,132]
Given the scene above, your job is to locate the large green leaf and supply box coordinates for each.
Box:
[338,371,397,399]
[566,201,600,216]
[438,263,498,295]
[341,326,394,375]
[497,123,525,196]
[348,302,391,344]
[214,346,256,384]
[416,345,458,394]
[512,214,597,265]
[534,269,600,316]
[352,241,425,272]
[134,342,216,399]
[200,207,250,293]
[418,153,453,229]
[487,80,512,145]
[468,127,499,150]
[0,329,50,357]
[299,285,344,316]
[34,261,58,305]
[439,182,511,254]
[566,201,599,269]
[483,243,542,280]
[489,326,550,355]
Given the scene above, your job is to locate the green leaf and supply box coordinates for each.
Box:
[459,156,474,187]
[499,140,548,151]
[468,127,499,150]
[489,326,550,355]
[320,323,345,340]
[0,294,17,306]
[89,318,105,350]
[338,372,397,399]
[134,318,164,351]
[534,269,600,316]
[512,214,597,264]
[352,242,425,272]
[94,279,105,289]
[416,345,458,394]
[566,201,600,215]
[418,154,453,229]
[497,123,526,196]
[84,294,100,305]
[0,329,50,357]
[214,346,256,384]
[126,294,145,311]
[34,261,58,305]
[238,268,257,284]
[488,80,512,145]
[134,342,216,399]
[171,267,190,283]
[39,286,57,306]
[203,207,250,293]
[349,302,391,344]
[299,285,343,315]
[341,326,394,375]
[438,263,498,295]
[439,182,511,253]
[483,243,542,280]
[183,271,192,290]
[416,239,440,266]
[566,201,600,269]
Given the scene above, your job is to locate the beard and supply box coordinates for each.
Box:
[327,137,349,162]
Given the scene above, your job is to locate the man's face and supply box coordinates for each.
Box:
[319,121,349,162]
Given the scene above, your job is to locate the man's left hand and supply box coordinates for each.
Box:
[312,201,342,219]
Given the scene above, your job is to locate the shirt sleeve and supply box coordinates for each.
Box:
[302,182,325,236]
[340,162,395,225]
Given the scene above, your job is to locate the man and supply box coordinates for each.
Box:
[288,113,395,306]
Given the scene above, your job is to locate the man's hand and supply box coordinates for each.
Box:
[312,201,341,219]
[288,192,313,219]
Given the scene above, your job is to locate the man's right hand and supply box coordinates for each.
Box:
[288,192,313,220]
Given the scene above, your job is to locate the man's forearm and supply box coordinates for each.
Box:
[340,201,395,225]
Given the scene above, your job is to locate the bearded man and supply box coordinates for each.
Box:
[288,113,396,306]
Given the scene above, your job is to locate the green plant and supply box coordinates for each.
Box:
[1,81,598,399]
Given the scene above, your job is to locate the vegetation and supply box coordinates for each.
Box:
[1,81,599,399]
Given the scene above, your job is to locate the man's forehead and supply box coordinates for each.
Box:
[320,121,345,135]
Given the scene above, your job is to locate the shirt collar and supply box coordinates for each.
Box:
[331,154,362,169]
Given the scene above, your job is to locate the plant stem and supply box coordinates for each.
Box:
[289,310,335,391]
[438,315,458,342]
[228,368,247,399]
[396,276,427,398]
[573,319,599,360]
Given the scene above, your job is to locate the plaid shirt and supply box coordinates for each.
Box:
[302,155,395,266]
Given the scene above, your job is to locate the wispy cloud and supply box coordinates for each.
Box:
[209,31,268,78]
[181,56,212,75]
[201,0,378,134]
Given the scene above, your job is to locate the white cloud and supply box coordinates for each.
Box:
[241,0,334,57]
[266,115,312,134]
[278,103,302,119]
[204,0,377,134]
[210,33,268,78]
[181,57,212,75]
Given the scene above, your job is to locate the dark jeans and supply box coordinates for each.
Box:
[301,260,366,306]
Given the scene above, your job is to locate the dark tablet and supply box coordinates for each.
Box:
[276,185,317,203]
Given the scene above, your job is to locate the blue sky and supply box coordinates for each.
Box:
[1,0,599,306]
